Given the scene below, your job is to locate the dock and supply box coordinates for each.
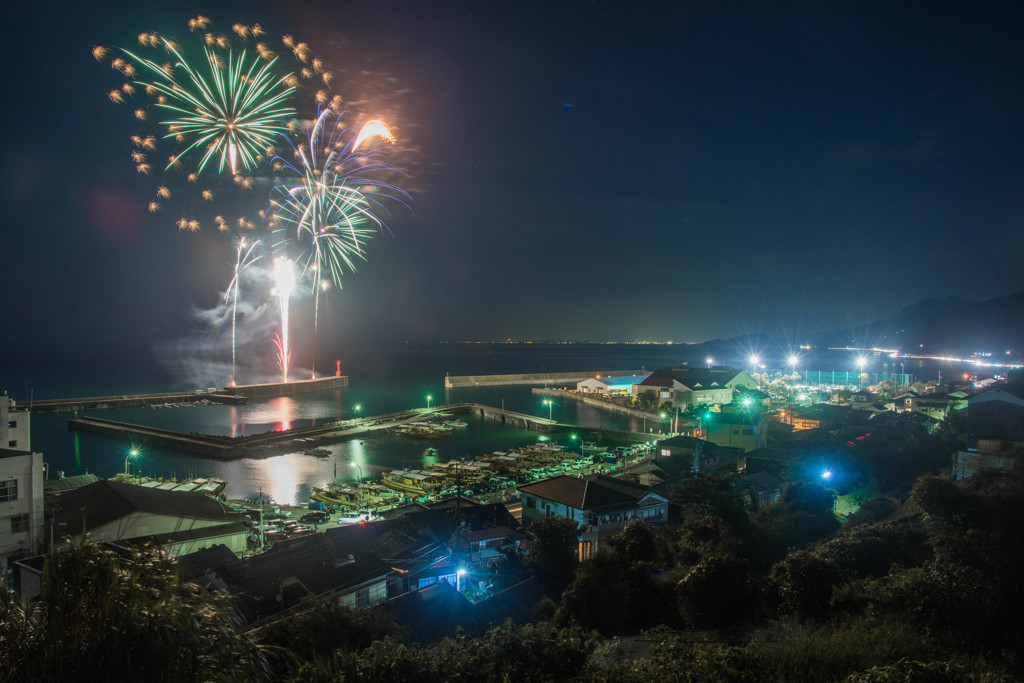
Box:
[25,375,348,414]
[444,369,646,389]
[67,402,562,460]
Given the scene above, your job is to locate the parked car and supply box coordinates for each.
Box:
[299,511,331,524]
[337,510,376,525]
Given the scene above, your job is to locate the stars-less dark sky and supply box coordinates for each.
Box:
[3,1,1024,353]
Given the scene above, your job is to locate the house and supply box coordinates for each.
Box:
[634,365,757,409]
[654,435,743,474]
[888,391,956,421]
[955,383,1024,479]
[576,374,650,395]
[736,470,786,508]
[518,474,668,559]
[50,480,250,557]
[371,499,523,591]
[703,408,768,452]
[0,448,44,586]
[737,447,806,477]
[383,575,549,644]
[181,528,397,623]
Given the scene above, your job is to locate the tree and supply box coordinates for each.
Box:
[636,390,659,410]
[676,552,760,628]
[558,520,681,634]
[524,517,580,591]
[0,539,267,682]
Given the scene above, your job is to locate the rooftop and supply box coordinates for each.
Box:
[518,474,655,510]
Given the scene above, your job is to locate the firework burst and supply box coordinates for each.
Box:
[96,17,333,229]
[272,257,296,382]
[267,107,408,378]
[223,235,262,386]
[269,108,408,289]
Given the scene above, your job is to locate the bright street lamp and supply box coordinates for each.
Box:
[456,567,467,592]
[660,412,666,434]
[426,395,433,409]
[125,449,139,477]
[788,354,799,374]
[706,356,714,368]
[543,399,553,420]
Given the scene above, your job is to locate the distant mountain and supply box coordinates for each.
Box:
[822,292,1024,354]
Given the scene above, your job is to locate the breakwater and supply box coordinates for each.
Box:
[67,402,562,459]
[25,375,348,414]
[221,375,348,398]
[25,391,247,415]
[444,369,645,389]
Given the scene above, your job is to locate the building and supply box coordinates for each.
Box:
[0,397,30,451]
[51,480,250,557]
[0,448,44,585]
[955,383,1024,480]
[888,391,958,421]
[655,435,743,474]
[634,365,757,409]
[704,409,768,452]
[576,374,650,395]
[518,474,668,559]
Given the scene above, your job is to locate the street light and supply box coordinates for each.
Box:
[788,354,799,374]
[543,399,553,420]
[426,395,433,409]
[660,412,666,434]
[125,449,139,478]
[456,567,467,592]
[354,403,362,416]
[706,356,714,368]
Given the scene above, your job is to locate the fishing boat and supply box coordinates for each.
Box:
[302,447,332,457]
[311,485,363,508]
[398,423,451,439]
[381,469,446,496]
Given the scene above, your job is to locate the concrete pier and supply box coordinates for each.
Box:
[67,402,565,459]
[24,375,347,414]
[221,375,348,398]
[26,391,246,415]
[444,369,646,389]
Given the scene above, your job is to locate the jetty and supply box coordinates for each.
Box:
[444,369,646,389]
[67,402,561,460]
[25,375,348,414]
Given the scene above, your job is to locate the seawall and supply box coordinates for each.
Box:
[444,369,645,389]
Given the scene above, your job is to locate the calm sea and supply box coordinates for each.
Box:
[1,343,950,505]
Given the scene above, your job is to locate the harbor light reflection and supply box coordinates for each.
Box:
[265,455,298,506]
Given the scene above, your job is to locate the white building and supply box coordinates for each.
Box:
[52,480,250,557]
[1,397,30,451]
[518,474,667,559]
[0,448,44,585]
[576,374,650,395]
[635,365,757,409]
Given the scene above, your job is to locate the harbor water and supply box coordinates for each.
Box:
[3,342,958,505]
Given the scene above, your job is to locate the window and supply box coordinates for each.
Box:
[11,514,29,533]
[0,479,16,502]
[7,421,15,428]
[7,441,15,448]
[525,496,536,509]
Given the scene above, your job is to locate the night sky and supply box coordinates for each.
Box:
[4,1,1024,353]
